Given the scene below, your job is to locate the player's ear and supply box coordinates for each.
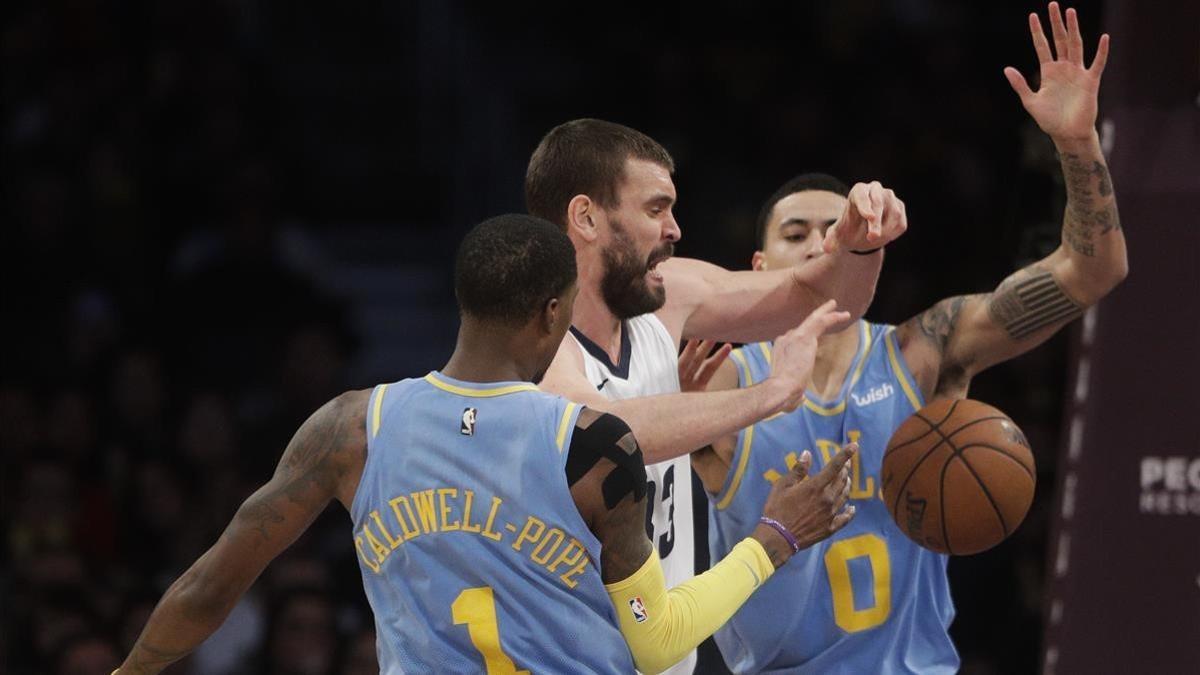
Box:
[541,296,561,336]
[567,194,600,243]
[751,250,768,271]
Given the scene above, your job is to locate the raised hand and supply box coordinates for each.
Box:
[766,300,851,412]
[753,444,858,567]
[677,339,732,393]
[822,181,908,254]
[1004,2,1109,144]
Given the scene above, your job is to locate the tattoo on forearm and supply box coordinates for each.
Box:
[241,498,286,544]
[988,269,1083,339]
[1061,153,1121,257]
[916,295,974,354]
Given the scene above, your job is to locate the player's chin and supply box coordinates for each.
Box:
[635,276,667,311]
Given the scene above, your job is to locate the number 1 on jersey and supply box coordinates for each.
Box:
[451,586,530,674]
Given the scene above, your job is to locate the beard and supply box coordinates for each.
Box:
[600,218,673,320]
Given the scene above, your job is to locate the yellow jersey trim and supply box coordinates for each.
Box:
[757,341,772,366]
[555,402,578,453]
[804,322,873,417]
[715,348,758,510]
[716,423,754,511]
[371,383,390,438]
[423,373,539,398]
[885,328,923,410]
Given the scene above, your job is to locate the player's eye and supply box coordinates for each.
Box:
[782,230,808,242]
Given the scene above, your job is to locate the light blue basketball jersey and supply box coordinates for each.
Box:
[708,322,958,674]
[350,371,634,674]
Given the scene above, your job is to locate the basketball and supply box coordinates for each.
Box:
[881,398,1036,555]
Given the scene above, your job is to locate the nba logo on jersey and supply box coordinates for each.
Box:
[629,596,648,623]
[460,408,477,436]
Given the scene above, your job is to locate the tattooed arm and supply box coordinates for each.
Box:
[896,3,1126,400]
[117,390,368,674]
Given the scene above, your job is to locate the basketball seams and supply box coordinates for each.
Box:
[891,400,962,518]
[885,398,1035,557]
[938,454,955,555]
[953,452,1011,537]
[944,415,1010,441]
[959,443,1036,481]
[882,425,940,455]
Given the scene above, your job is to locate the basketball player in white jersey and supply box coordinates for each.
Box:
[526,119,909,674]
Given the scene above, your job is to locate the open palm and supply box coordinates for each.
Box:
[1004,2,1110,143]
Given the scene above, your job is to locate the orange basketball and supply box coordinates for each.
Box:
[881,398,1036,555]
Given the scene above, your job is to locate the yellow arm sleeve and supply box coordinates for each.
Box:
[604,537,775,674]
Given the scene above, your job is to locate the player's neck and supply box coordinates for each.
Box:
[570,283,624,363]
[809,322,861,401]
[442,326,538,384]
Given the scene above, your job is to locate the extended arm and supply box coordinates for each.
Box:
[117,391,368,674]
[656,181,907,344]
[567,409,854,674]
[540,302,847,464]
[898,4,1125,399]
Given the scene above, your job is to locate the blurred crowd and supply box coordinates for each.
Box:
[3,2,367,673]
[3,1,1092,673]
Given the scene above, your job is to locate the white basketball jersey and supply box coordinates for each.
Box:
[568,313,696,675]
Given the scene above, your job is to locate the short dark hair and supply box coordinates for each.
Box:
[755,173,851,247]
[454,214,577,327]
[525,119,675,229]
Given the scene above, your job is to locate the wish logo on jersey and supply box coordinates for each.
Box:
[851,383,894,408]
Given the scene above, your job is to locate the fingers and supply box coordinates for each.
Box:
[683,339,712,366]
[866,182,884,241]
[1090,33,1110,76]
[802,298,839,323]
[1029,13,1053,64]
[796,299,849,337]
[677,339,702,384]
[815,442,858,484]
[790,450,813,478]
[879,188,907,244]
[679,338,701,365]
[694,343,732,387]
[825,462,851,510]
[829,505,856,533]
[811,310,852,337]
[1064,7,1084,66]
[850,183,876,224]
[821,222,840,254]
[1003,66,1034,103]
[1048,2,1069,62]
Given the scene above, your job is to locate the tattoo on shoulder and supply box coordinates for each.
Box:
[1061,153,1121,258]
[916,295,975,354]
[236,392,367,546]
[988,268,1083,340]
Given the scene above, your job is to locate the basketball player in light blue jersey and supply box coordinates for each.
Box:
[688,5,1127,672]
[114,213,861,674]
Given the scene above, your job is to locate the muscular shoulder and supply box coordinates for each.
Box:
[284,389,371,508]
[896,295,985,400]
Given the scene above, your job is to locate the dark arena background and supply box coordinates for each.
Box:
[3,1,1197,674]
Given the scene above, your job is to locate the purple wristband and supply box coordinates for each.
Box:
[759,516,800,554]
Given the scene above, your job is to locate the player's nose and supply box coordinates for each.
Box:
[805,232,825,259]
[663,214,681,242]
